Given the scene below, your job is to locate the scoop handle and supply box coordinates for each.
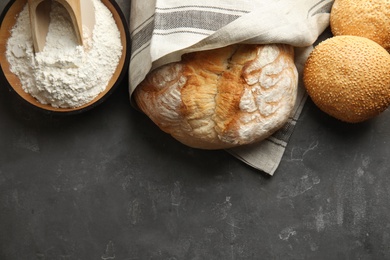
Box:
[28,0,83,53]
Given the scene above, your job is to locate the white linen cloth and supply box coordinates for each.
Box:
[129,0,334,175]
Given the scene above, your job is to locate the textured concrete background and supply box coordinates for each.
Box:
[2,1,390,260]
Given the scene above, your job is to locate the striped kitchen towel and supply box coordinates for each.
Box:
[129,0,334,175]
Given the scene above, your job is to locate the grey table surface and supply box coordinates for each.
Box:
[2,1,390,260]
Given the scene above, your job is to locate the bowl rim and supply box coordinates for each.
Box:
[0,0,130,115]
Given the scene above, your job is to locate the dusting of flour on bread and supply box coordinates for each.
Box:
[134,44,298,150]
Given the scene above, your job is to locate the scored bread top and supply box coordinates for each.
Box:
[134,44,298,149]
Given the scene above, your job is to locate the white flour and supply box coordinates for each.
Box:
[6,0,122,108]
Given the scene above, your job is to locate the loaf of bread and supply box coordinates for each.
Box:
[304,35,390,123]
[134,44,298,149]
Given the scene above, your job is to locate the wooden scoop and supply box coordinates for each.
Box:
[28,0,95,53]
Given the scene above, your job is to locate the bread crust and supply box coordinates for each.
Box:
[330,0,390,52]
[303,36,390,123]
[134,44,298,149]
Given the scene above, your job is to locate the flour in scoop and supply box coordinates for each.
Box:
[6,0,122,108]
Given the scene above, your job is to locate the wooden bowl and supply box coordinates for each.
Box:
[0,0,130,114]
